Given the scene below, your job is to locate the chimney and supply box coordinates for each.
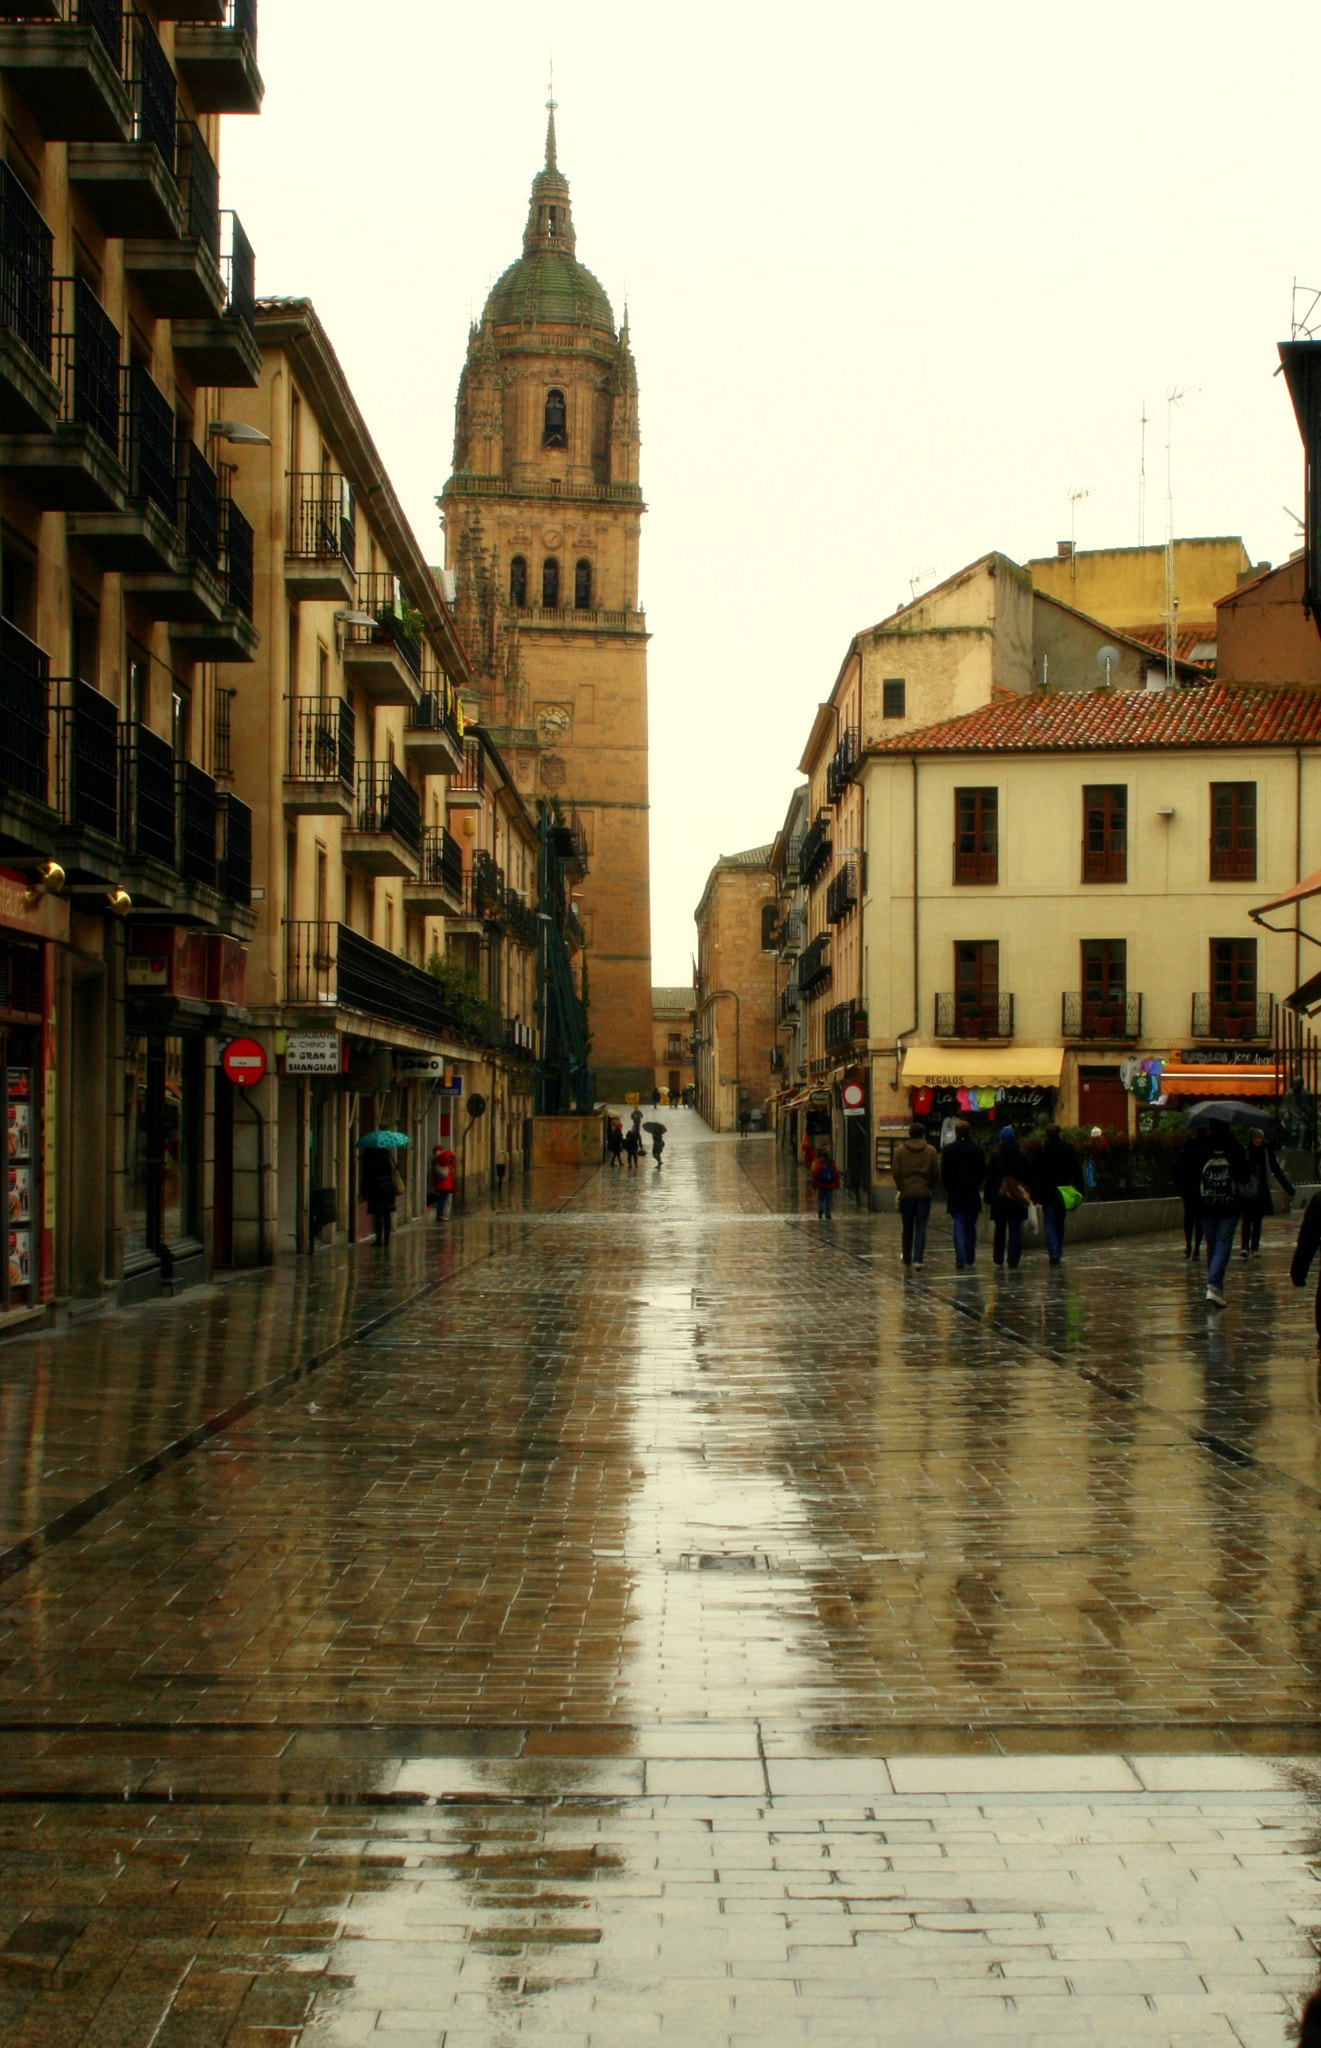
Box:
[1056,540,1074,561]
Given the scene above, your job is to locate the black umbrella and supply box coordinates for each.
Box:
[643,1121,667,1136]
[1183,1099,1274,1133]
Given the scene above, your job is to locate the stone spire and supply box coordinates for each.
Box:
[523,97,575,259]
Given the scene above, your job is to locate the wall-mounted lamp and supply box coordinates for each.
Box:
[207,420,271,446]
[1156,805,1176,818]
[105,886,132,918]
[24,858,65,907]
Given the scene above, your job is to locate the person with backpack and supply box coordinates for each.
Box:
[940,1118,985,1270]
[984,1125,1034,1270]
[1198,1125,1249,1308]
[1238,1127,1293,1257]
[1030,1124,1083,1267]
[890,1120,941,1268]
[811,1145,841,1220]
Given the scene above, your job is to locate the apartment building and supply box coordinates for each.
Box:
[693,845,777,1132]
[0,0,263,1313]
[651,987,695,1102]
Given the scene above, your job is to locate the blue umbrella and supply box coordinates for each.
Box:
[357,1129,409,1149]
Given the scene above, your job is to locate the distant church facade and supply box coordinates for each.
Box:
[439,112,654,1099]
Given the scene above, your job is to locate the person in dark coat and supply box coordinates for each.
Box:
[1174,1127,1208,1260]
[623,1125,643,1172]
[1030,1124,1083,1267]
[1198,1127,1249,1308]
[984,1125,1033,1270]
[1238,1128,1294,1256]
[1299,1986,1321,2046]
[939,1118,985,1270]
[606,1119,624,1169]
[361,1144,398,1247]
[1289,1191,1321,1339]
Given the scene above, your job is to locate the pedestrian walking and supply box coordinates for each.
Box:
[652,1086,661,1109]
[811,1145,840,1220]
[890,1119,941,1268]
[1238,1127,1293,1257]
[940,1117,985,1269]
[738,1106,751,1137]
[1198,1126,1249,1308]
[800,1130,815,1173]
[1175,1126,1208,1260]
[1030,1124,1083,1267]
[652,1129,665,1165]
[630,1107,644,1134]
[623,1125,643,1172]
[606,1118,624,1169]
[1289,1190,1321,1341]
[429,1143,456,1222]
[984,1125,1033,1270]
[361,1144,399,1248]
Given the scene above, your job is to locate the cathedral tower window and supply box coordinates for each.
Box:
[574,559,592,609]
[543,388,567,449]
[542,557,560,608]
[510,555,527,606]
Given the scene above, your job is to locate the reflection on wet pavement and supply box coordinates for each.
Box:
[0,1121,1316,2042]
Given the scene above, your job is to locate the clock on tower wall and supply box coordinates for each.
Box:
[535,704,573,744]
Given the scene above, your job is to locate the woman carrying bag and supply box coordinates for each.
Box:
[984,1125,1034,1270]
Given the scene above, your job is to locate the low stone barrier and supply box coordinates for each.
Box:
[869,1184,1184,1247]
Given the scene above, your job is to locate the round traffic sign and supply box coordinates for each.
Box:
[222,1037,267,1087]
[841,1082,865,1110]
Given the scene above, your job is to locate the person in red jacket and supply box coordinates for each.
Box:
[811,1146,840,1221]
[430,1144,456,1222]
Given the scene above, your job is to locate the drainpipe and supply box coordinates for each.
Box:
[1296,747,1304,994]
[893,756,921,1094]
[700,989,741,1130]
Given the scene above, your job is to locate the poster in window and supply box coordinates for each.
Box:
[8,1165,29,1223]
[7,1100,30,1161]
[6,1068,29,1099]
[8,1229,30,1291]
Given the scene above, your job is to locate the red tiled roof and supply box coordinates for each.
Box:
[1124,623,1217,664]
[865,685,1321,757]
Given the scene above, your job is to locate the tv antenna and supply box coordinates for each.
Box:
[1096,644,1120,689]
[1067,486,1092,576]
[1292,279,1321,340]
[907,565,938,603]
[1164,386,1197,688]
[1138,399,1149,546]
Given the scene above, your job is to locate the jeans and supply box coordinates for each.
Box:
[1042,1198,1065,1262]
[899,1196,931,1264]
[817,1188,834,1219]
[951,1208,978,1267]
[433,1190,452,1222]
[993,1214,1023,1268]
[1240,1209,1263,1253]
[1205,1213,1238,1292]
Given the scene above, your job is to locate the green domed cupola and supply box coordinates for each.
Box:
[483,107,616,333]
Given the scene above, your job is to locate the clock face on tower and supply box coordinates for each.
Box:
[536,703,572,743]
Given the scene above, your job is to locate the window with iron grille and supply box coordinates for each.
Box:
[954,788,998,884]
[1082,785,1127,883]
[955,940,998,1023]
[1082,939,1126,1013]
[882,677,905,719]
[1211,937,1256,1018]
[1210,782,1256,881]
[761,902,778,951]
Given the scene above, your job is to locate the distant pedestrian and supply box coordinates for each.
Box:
[1289,1191,1321,1341]
[1198,1125,1249,1308]
[891,1120,941,1268]
[652,1086,662,1109]
[1175,1127,1208,1260]
[984,1125,1033,1271]
[361,1145,399,1248]
[800,1130,815,1173]
[940,1118,985,1270]
[607,1119,624,1169]
[652,1129,665,1165]
[430,1143,456,1222]
[1031,1124,1083,1267]
[623,1126,643,1172]
[630,1107,644,1133]
[738,1106,751,1137]
[1238,1127,1293,1257]
[811,1146,840,1221]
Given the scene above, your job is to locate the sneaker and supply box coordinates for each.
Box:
[955,1262,966,1272]
[1239,1248,1249,1259]
[1206,1286,1226,1308]
[913,1259,923,1269]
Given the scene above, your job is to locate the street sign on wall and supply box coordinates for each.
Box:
[285,1032,340,1075]
[221,1038,266,1088]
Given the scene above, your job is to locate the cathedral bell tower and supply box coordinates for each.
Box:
[439,108,654,1099]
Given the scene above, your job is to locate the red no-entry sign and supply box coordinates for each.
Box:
[221,1037,267,1087]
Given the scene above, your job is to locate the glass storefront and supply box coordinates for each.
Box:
[124,1033,201,1256]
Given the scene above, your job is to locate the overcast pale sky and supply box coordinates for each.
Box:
[224,0,1318,983]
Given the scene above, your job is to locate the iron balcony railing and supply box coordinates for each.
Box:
[354,761,421,855]
[288,471,354,565]
[75,0,125,67]
[285,919,467,1039]
[56,677,118,838]
[825,861,857,924]
[1062,991,1143,1039]
[775,908,803,957]
[127,9,177,172]
[178,436,220,574]
[826,726,860,806]
[0,162,54,374]
[451,736,484,792]
[823,998,860,1054]
[407,689,462,747]
[799,813,832,888]
[287,696,354,787]
[220,210,254,334]
[503,1016,536,1059]
[471,848,505,919]
[778,979,801,1022]
[505,891,540,949]
[219,492,253,617]
[54,275,120,454]
[0,618,50,806]
[798,930,831,995]
[120,720,175,865]
[350,571,423,681]
[783,828,804,881]
[177,758,217,888]
[178,118,219,260]
[1192,992,1273,1040]
[122,361,175,520]
[565,904,585,951]
[418,825,463,900]
[218,790,251,906]
[214,687,233,776]
[935,992,1015,1039]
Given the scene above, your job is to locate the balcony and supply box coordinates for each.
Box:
[825,860,857,924]
[778,978,801,1023]
[0,166,60,437]
[449,737,484,794]
[935,992,1014,1039]
[177,759,217,888]
[341,761,421,877]
[0,0,133,144]
[466,849,506,923]
[404,825,464,914]
[285,919,466,1043]
[826,726,859,806]
[782,829,804,882]
[823,998,864,1055]
[55,677,119,854]
[286,470,355,601]
[1191,992,1273,1041]
[799,812,831,888]
[342,574,423,707]
[798,930,831,998]
[503,1016,536,1061]
[171,211,258,387]
[66,361,176,569]
[217,790,250,906]
[122,120,225,319]
[124,435,222,621]
[67,12,182,239]
[171,484,258,660]
[775,908,803,958]
[0,276,126,510]
[174,0,261,114]
[505,890,541,950]
[1062,991,1143,1040]
[0,617,51,817]
[403,689,464,775]
[284,695,354,817]
[119,720,175,877]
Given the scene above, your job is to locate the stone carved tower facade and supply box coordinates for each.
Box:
[439,113,654,1098]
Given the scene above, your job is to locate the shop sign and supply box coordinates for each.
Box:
[809,1089,832,1108]
[126,925,207,998]
[397,1054,446,1079]
[1176,1048,1274,1066]
[285,1032,340,1075]
[221,1038,267,1087]
[0,867,68,944]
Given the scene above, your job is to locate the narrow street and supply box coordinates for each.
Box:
[0,1121,1318,2045]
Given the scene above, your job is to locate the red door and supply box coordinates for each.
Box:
[1078,1067,1129,1134]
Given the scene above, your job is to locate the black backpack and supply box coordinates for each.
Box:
[1198,1151,1234,1211]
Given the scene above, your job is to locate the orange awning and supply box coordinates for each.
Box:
[1162,1070,1278,1097]
[1250,866,1321,926]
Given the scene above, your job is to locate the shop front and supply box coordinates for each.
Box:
[899,1045,1065,1140]
[1160,1047,1277,1110]
[0,869,64,1324]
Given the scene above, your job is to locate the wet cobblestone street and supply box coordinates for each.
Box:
[0,1122,1318,2044]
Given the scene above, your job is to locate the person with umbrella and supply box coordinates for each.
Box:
[1184,1104,1251,1309]
[358,1127,407,1248]
[623,1122,643,1172]
[644,1118,666,1165]
[1238,1127,1294,1258]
